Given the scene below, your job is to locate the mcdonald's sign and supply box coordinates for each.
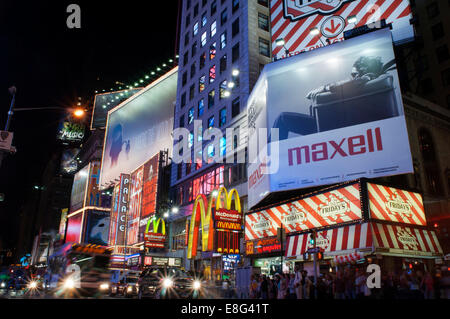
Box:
[187,187,242,259]
[144,216,166,248]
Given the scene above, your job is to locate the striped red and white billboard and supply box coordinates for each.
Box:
[371,222,442,256]
[245,183,362,240]
[285,222,372,257]
[368,183,426,226]
[270,0,413,60]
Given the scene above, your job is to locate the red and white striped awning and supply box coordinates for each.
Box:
[334,252,366,264]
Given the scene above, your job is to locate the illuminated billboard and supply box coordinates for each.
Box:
[91,88,142,130]
[367,183,426,226]
[99,68,177,189]
[65,213,84,243]
[58,208,69,237]
[127,166,144,245]
[70,165,89,212]
[245,183,362,240]
[84,210,110,246]
[141,153,160,218]
[271,0,414,60]
[57,121,85,143]
[60,148,79,174]
[247,29,413,208]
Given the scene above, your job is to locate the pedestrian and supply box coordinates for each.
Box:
[249,275,259,299]
[344,268,356,299]
[288,273,296,299]
[355,269,366,299]
[260,275,268,299]
[277,274,287,299]
[333,270,346,299]
[294,266,303,299]
[408,272,423,299]
[421,272,434,299]
[268,277,277,299]
[301,270,308,299]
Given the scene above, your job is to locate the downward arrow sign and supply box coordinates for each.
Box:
[325,19,342,34]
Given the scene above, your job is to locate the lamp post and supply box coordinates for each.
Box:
[275,38,290,59]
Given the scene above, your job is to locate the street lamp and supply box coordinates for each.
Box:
[310,27,326,46]
[275,38,290,57]
[347,15,357,24]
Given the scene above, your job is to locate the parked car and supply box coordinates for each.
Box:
[110,276,139,297]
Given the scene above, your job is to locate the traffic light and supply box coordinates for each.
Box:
[303,252,309,261]
[309,232,316,246]
[317,251,324,260]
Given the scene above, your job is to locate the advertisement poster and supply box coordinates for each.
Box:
[69,165,89,212]
[86,162,102,207]
[91,88,142,130]
[65,213,84,243]
[127,167,144,245]
[56,121,85,143]
[367,183,426,226]
[271,0,414,60]
[141,153,160,218]
[84,210,110,246]
[60,148,79,174]
[245,183,362,240]
[58,208,69,237]
[248,29,413,208]
[99,68,177,189]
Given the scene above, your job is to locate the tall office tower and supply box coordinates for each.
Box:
[402,0,450,109]
[168,0,272,265]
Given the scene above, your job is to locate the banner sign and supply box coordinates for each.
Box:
[84,210,110,246]
[247,29,413,208]
[57,121,85,143]
[60,148,79,174]
[70,165,89,212]
[245,183,362,240]
[214,208,242,230]
[141,153,160,218]
[144,256,182,267]
[367,182,426,226]
[65,212,84,244]
[271,0,414,60]
[246,237,282,256]
[59,208,69,237]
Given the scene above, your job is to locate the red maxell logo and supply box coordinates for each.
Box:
[288,127,383,166]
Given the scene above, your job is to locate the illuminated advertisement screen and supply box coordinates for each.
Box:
[70,165,89,212]
[100,68,177,189]
[84,210,110,246]
[367,183,426,226]
[271,0,414,60]
[245,183,362,240]
[65,213,84,243]
[247,29,413,208]
[91,88,142,129]
[127,166,144,245]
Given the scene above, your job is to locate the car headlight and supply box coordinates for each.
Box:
[100,283,109,290]
[162,278,173,288]
[1,282,6,288]
[63,278,75,290]
[127,286,133,292]
[28,281,38,289]
[193,280,201,290]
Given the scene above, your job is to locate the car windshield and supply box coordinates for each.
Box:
[126,277,138,283]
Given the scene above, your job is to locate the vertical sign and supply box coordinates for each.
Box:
[116,174,131,246]
[108,184,121,246]
[127,167,144,245]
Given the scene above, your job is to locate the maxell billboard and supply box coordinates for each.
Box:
[248,29,413,208]
[271,0,414,60]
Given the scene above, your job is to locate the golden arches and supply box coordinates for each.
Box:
[145,217,166,235]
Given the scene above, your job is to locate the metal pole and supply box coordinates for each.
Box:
[313,231,318,299]
[5,87,16,131]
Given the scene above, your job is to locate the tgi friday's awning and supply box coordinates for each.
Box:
[285,222,443,259]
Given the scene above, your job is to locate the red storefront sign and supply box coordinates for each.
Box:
[246,237,282,256]
[144,233,166,248]
[214,208,242,230]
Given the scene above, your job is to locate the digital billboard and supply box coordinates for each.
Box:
[99,68,177,189]
[84,210,110,246]
[245,183,362,240]
[367,183,426,226]
[127,166,144,245]
[271,0,414,60]
[247,29,413,208]
[65,213,84,243]
[91,88,142,130]
[70,165,89,212]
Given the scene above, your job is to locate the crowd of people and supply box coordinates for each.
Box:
[246,265,450,299]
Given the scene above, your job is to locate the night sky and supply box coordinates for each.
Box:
[0,1,179,249]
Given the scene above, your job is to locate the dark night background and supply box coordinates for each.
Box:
[0,1,179,252]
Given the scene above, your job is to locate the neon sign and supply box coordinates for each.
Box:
[144,216,166,248]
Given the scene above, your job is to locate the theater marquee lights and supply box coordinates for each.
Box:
[187,187,242,259]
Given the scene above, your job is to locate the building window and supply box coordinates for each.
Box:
[179,114,185,128]
[208,90,215,108]
[188,107,194,124]
[418,128,443,195]
[209,42,217,60]
[220,137,226,157]
[199,52,206,69]
[194,3,199,17]
[232,97,240,118]
[219,107,227,127]
[232,0,239,13]
[208,115,215,128]
[426,2,439,19]
[198,75,205,93]
[436,45,450,63]
[202,0,207,7]
[186,0,191,9]
[192,41,197,57]
[183,51,189,66]
[221,9,228,26]
[193,21,199,36]
[259,37,270,57]
[431,23,444,41]
[189,84,195,101]
[188,131,194,148]
[190,62,196,78]
[258,12,269,32]
[220,31,227,49]
[219,80,228,99]
[201,31,207,47]
[185,14,191,28]
[211,20,217,37]
[232,18,240,37]
[182,71,188,86]
[211,0,217,15]
[184,32,189,46]
[209,65,216,83]
[181,92,186,108]
[258,0,268,7]
[232,43,239,62]
[442,68,450,87]
[220,54,227,74]
[202,12,208,27]
[177,163,182,180]
[198,99,205,117]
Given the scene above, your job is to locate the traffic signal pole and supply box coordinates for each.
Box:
[313,231,318,299]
